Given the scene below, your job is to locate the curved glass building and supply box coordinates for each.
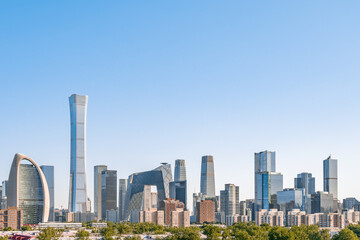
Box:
[124,163,172,221]
[7,153,50,224]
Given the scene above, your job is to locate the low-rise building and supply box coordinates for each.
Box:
[0,207,23,229]
[139,209,164,226]
[256,209,284,227]
[171,208,190,227]
[287,209,306,226]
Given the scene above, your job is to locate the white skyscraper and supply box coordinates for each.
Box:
[68,94,89,213]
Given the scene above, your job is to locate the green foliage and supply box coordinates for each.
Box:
[100,226,118,240]
[0,236,9,240]
[38,227,62,240]
[202,224,222,239]
[21,225,33,231]
[347,224,360,238]
[2,227,12,231]
[76,229,90,240]
[123,236,141,240]
[116,222,133,235]
[268,226,294,240]
[222,228,231,239]
[332,228,358,240]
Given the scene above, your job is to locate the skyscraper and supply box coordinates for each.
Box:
[40,165,55,222]
[68,94,89,213]
[118,179,127,221]
[323,156,338,200]
[294,172,315,195]
[220,184,240,216]
[174,160,186,182]
[8,153,50,224]
[200,156,215,197]
[101,170,117,220]
[94,165,107,220]
[254,151,283,211]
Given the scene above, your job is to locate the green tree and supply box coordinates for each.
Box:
[347,224,360,238]
[2,227,12,231]
[38,227,62,240]
[182,227,201,240]
[202,225,222,240]
[332,228,358,240]
[233,229,251,240]
[21,225,33,231]
[116,222,133,235]
[76,229,90,240]
[222,228,231,239]
[268,226,294,240]
[100,226,118,240]
[0,236,9,240]
[123,236,141,240]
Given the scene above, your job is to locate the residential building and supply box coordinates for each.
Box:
[0,207,23,229]
[256,209,284,227]
[171,208,190,227]
[158,198,185,225]
[196,200,215,223]
[139,209,164,225]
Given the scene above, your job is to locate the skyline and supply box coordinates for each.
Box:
[1,1,360,212]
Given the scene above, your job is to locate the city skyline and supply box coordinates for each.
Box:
[1,1,360,213]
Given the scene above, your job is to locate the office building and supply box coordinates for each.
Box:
[169,180,187,209]
[0,207,23,229]
[101,170,117,220]
[118,179,127,221]
[200,155,215,197]
[311,191,335,214]
[124,163,173,221]
[1,180,8,210]
[68,94,89,213]
[40,165,55,222]
[196,200,215,223]
[294,172,315,195]
[323,156,338,200]
[220,184,240,216]
[254,151,283,211]
[94,165,107,220]
[277,188,308,214]
[174,159,186,182]
[7,153,50,224]
[343,197,359,210]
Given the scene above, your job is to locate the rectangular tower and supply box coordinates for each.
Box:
[118,179,127,221]
[101,170,117,220]
[40,165,55,221]
[174,159,186,182]
[200,155,215,197]
[294,172,315,195]
[94,165,107,220]
[69,94,89,213]
[220,184,240,216]
[323,156,338,200]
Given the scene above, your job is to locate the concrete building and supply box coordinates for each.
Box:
[158,198,185,225]
[0,207,23,229]
[287,209,306,227]
[101,170,117,220]
[7,153,50,224]
[94,165,107,220]
[40,165,55,222]
[124,163,173,221]
[192,193,206,216]
[118,179,127,221]
[255,209,284,227]
[171,208,190,227]
[68,94,89,213]
[151,192,157,209]
[220,184,240,217]
[196,200,215,223]
[200,156,215,197]
[343,209,360,225]
[139,209,164,225]
[254,151,283,211]
[323,156,338,200]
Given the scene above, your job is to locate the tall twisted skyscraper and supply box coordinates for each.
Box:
[200,155,216,197]
[68,94,89,213]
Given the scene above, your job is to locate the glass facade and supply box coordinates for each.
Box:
[200,156,216,197]
[169,180,187,209]
[174,159,186,182]
[69,94,89,213]
[323,157,338,199]
[294,172,315,195]
[124,163,172,221]
[19,164,44,225]
[94,165,107,219]
[101,170,117,220]
[311,191,335,213]
[220,184,239,216]
[40,165,54,222]
[118,179,127,221]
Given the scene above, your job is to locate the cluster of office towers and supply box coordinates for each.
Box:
[0,93,351,227]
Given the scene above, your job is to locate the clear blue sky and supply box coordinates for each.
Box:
[1,1,360,210]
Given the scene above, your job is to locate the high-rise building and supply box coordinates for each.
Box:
[0,207,23,230]
[200,155,215,197]
[254,151,283,211]
[40,165,55,222]
[220,184,240,217]
[277,188,307,214]
[1,181,8,210]
[7,153,50,224]
[196,200,215,223]
[68,94,89,213]
[169,180,187,209]
[158,198,185,225]
[174,160,186,182]
[323,156,338,200]
[311,191,335,214]
[101,170,117,220]
[94,165,107,220]
[124,163,173,221]
[118,179,127,221]
[294,172,315,195]
[343,198,359,210]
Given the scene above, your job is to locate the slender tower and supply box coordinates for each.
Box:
[94,165,107,220]
[174,159,186,182]
[323,156,338,199]
[68,94,89,213]
[200,155,216,197]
